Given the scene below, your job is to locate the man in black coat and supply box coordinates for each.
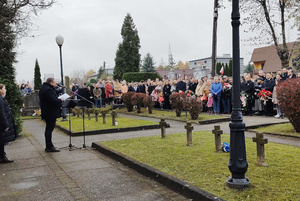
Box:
[262,73,275,116]
[0,84,16,163]
[176,77,186,92]
[39,78,64,152]
[242,75,255,115]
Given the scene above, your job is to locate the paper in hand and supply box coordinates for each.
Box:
[58,93,70,100]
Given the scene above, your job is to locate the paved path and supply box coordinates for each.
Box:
[0,120,188,201]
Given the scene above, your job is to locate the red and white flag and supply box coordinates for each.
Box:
[220,66,224,75]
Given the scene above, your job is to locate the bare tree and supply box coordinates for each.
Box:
[0,0,55,38]
[241,0,300,68]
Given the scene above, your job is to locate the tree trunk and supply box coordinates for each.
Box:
[103,114,106,124]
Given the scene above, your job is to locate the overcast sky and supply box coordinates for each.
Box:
[14,0,298,83]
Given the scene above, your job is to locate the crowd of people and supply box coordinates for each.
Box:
[69,67,299,118]
[19,82,33,96]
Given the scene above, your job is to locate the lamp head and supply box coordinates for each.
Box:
[56,34,64,46]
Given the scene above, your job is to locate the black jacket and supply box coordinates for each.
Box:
[188,82,197,93]
[0,96,16,144]
[176,81,186,92]
[39,83,63,120]
[163,84,171,97]
[242,80,255,95]
[262,79,275,92]
[137,84,146,93]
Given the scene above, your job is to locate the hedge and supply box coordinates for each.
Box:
[122,72,161,82]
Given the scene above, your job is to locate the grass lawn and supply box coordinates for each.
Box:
[119,108,226,123]
[56,116,158,132]
[101,131,300,201]
[254,123,300,137]
[21,116,41,120]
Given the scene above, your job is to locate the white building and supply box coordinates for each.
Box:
[189,54,245,78]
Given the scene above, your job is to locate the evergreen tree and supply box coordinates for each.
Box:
[97,66,105,79]
[142,53,156,72]
[34,59,42,90]
[216,62,222,75]
[0,25,23,134]
[224,63,229,76]
[228,59,233,76]
[113,13,141,80]
[244,63,254,74]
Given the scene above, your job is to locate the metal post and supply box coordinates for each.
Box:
[227,0,250,188]
[59,45,67,121]
[211,0,219,77]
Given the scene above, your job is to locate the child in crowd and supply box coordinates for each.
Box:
[207,93,213,114]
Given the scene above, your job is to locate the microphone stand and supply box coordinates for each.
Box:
[73,91,95,149]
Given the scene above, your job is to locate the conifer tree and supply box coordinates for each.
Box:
[142,53,156,72]
[34,59,42,90]
[224,63,229,76]
[228,59,233,76]
[113,13,141,80]
[0,25,23,134]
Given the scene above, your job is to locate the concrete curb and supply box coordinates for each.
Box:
[56,124,170,137]
[245,122,289,129]
[121,112,230,125]
[198,118,231,125]
[247,129,300,139]
[91,142,225,201]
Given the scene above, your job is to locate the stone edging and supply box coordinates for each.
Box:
[246,122,300,139]
[120,112,231,125]
[91,142,225,201]
[56,124,170,136]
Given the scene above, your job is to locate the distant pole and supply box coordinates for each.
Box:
[211,0,219,77]
[227,0,250,189]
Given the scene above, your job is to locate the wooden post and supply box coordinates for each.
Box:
[212,125,223,152]
[159,118,166,139]
[252,132,268,167]
[185,122,194,146]
[111,111,117,126]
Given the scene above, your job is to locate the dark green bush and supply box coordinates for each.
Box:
[122,72,161,82]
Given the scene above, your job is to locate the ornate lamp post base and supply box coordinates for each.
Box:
[227,177,250,189]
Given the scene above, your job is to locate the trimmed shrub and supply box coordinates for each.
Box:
[122,72,161,82]
[183,97,202,120]
[143,95,154,114]
[132,93,146,113]
[277,78,300,132]
[122,92,135,112]
[170,92,186,117]
[99,105,111,124]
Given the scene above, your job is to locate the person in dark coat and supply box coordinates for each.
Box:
[242,75,255,115]
[137,81,146,93]
[39,78,64,152]
[163,81,172,110]
[262,73,275,116]
[0,84,16,163]
[176,77,186,92]
[188,78,198,93]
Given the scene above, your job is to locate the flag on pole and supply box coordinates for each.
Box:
[220,66,224,75]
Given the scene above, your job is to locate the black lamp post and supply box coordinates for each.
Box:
[227,0,250,188]
[55,34,67,121]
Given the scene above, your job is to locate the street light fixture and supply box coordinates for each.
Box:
[56,34,67,121]
[227,0,250,188]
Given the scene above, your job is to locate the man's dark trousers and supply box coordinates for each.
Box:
[45,118,56,148]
